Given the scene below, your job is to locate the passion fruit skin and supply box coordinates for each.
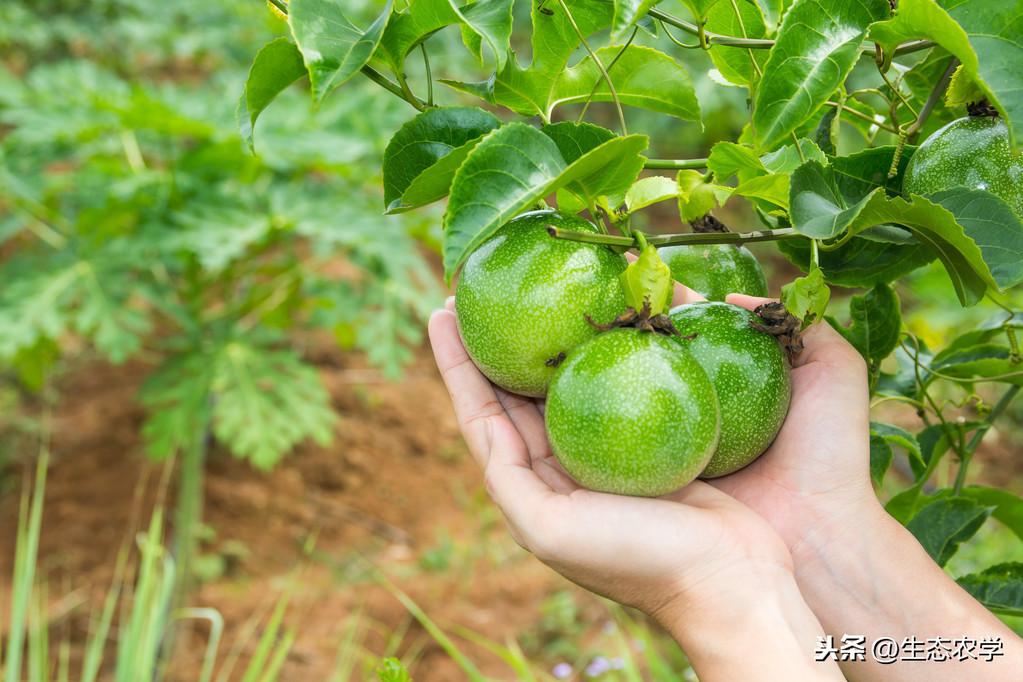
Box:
[545,329,720,497]
[670,302,791,478]
[903,116,1023,218]
[658,244,769,301]
[455,211,627,397]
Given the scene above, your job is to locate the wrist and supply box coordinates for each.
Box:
[656,562,843,681]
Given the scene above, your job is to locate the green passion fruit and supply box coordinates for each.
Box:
[903,115,1023,218]
[545,328,720,497]
[670,302,791,478]
[658,244,768,301]
[455,211,627,397]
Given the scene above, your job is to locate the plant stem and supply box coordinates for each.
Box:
[904,58,958,141]
[953,385,1020,494]
[421,44,434,107]
[825,101,899,134]
[649,7,934,55]
[174,422,210,599]
[557,0,627,134]
[649,8,774,48]
[644,158,708,170]
[548,226,801,248]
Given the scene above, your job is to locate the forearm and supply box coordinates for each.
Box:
[793,500,1022,681]
[661,564,845,681]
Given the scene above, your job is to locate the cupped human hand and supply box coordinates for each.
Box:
[708,294,879,564]
[428,297,796,625]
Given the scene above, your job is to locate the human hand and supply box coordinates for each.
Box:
[706,293,880,563]
[429,298,843,681]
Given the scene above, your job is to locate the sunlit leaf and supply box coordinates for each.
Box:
[238,38,307,152]
[753,0,890,150]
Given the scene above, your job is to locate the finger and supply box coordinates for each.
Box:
[659,479,732,508]
[495,388,549,462]
[428,309,504,465]
[725,294,865,376]
[672,280,706,306]
[483,418,559,532]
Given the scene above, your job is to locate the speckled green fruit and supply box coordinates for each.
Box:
[455,211,627,397]
[904,116,1023,218]
[545,329,720,497]
[670,302,791,478]
[658,244,768,301]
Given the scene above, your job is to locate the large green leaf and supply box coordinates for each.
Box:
[957,563,1023,616]
[382,107,501,211]
[906,496,993,567]
[443,1,699,122]
[442,123,648,280]
[289,0,393,102]
[926,188,1023,290]
[870,0,1023,147]
[377,0,512,71]
[790,162,998,305]
[551,45,701,121]
[705,0,769,88]
[752,0,890,150]
[830,145,915,199]
[541,121,617,163]
[835,283,902,363]
[237,38,307,152]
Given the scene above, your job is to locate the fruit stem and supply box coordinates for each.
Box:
[548,226,802,249]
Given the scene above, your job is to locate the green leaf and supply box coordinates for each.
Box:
[444,4,699,122]
[289,0,393,102]
[957,563,1023,616]
[621,243,674,315]
[830,145,915,199]
[550,45,701,122]
[930,343,1023,385]
[836,283,902,363]
[442,123,648,280]
[382,107,501,211]
[213,342,337,469]
[925,188,1023,290]
[376,658,413,682]
[778,235,934,288]
[707,141,765,183]
[731,173,790,211]
[960,486,1023,542]
[781,265,830,324]
[870,0,1023,147]
[541,121,617,163]
[705,0,768,88]
[906,496,993,567]
[612,0,662,38]
[752,0,890,150]
[871,421,924,473]
[449,0,514,70]
[238,38,308,152]
[624,175,679,213]
[868,433,893,487]
[677,169,720,221]
[790,162,998,305]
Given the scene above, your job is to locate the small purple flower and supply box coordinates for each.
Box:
[585,656,611,677]
[552,662,573,679]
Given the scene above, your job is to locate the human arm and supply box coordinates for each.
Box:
[428,301,843,681]
[712,293,1023,681]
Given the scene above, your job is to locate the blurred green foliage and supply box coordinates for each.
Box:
[0,0,442,469]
